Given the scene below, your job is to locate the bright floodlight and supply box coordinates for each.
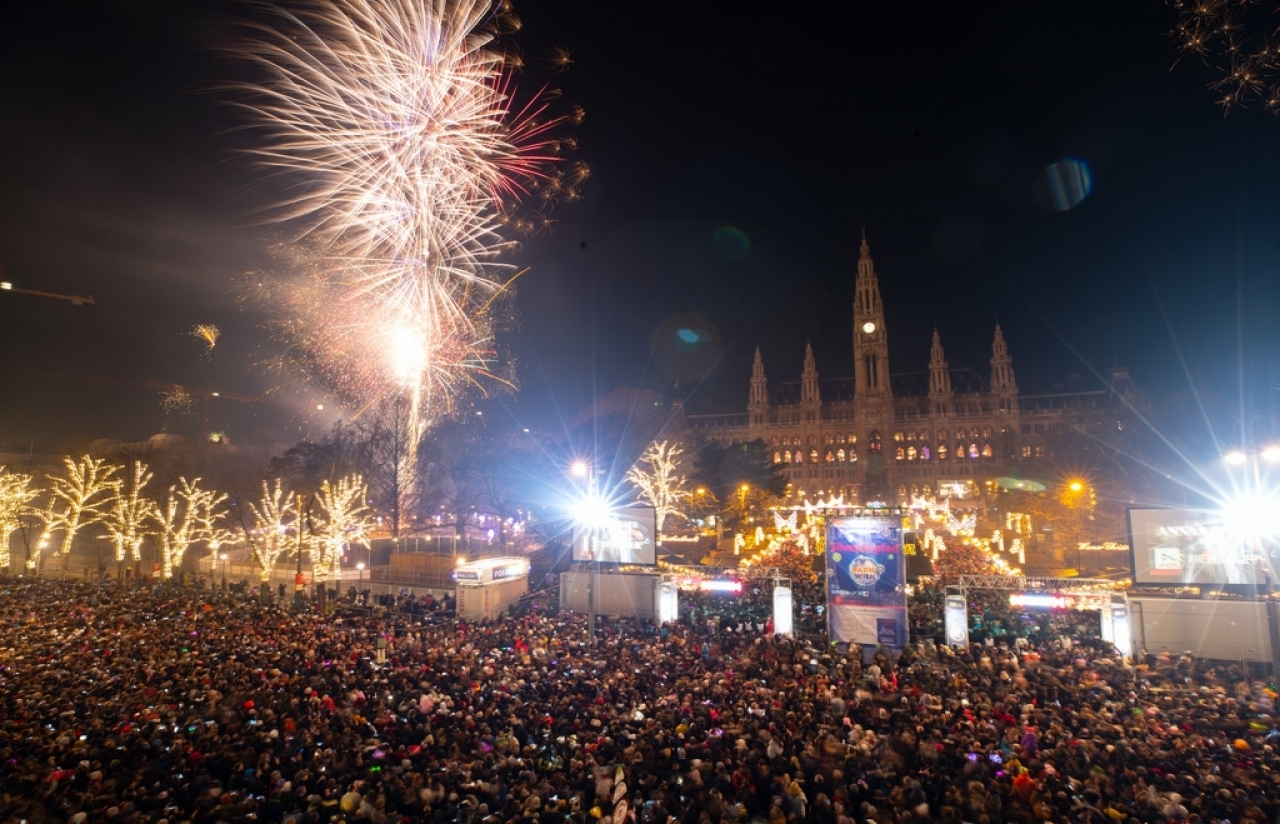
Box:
[569,493,613,531]
[1224,450,1248,466]
[1068,481,1084,492]
[1262,445,1280,463]
[1220,491,1280,544]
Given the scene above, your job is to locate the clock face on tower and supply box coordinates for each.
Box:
[862,321,876,334]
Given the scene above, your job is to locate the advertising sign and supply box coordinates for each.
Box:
[572,505,658,565]
[826,515,907,647]
[1129,507,1270,585]
[944,594,969,647]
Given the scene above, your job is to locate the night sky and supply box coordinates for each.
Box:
[1,1,1278,456]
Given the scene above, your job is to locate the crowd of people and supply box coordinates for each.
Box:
[1,574,1279,824]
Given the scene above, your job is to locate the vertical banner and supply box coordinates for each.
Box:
[944,594,969,647]
[657,581,679,625]
[772,584,794,637]
[1109,603,1131,660]
[826,515,907,648]
[1100,599,1115,646]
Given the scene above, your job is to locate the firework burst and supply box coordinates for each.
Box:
[232,0,577,439]
[191,324,221,357]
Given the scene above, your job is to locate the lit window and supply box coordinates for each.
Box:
[921,445,931,461]
[938,444,948,460]
[849,448,858,463]
[836,448,846,462]
[969,443,979,459]
[895,447,905,460]
[785,450,792,463]
[938,429,949,440]
[981,443,993,458]
[894,431,905,442]
[907,446,918,461]
[810,449,819,463]
[908,430,918,442]
[921,429,931,440]
[983,426,993,438]
[825,449,835,463]
[1020,445,1031,458]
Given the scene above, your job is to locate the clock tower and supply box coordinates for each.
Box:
[853,229,891,408]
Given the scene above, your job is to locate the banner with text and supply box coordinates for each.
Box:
[826,515,907,647]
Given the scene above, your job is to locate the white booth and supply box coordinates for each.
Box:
[453,557,530,620]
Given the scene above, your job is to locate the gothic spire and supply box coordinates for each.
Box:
[929,329,953,401]
[989,323,1017,395]
[801,341,820,409]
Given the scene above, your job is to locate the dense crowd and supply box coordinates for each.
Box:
[1,575,1279,824]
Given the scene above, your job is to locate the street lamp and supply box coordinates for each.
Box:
[356,562,366,600]
[220,552,228,590]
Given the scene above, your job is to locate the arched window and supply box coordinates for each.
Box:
[836,433,845,444]
[895,446,905,460]
[773,451,782,464]
[809,435,818,446]
[938,429,949,440]
[825,449,835,463]
[849,448,858,463]
[795,450,804,464]
[771,436,779,445]
[837,448,846,462]
[969,442,979,459]
[908,430,918,442]
[921,445,932,461]
[907,445,918,461]
[938,443,948,460]
[970,427,980,439]
[921,429,931,440]
[825,434,834,445]
[869,431,883,452]
[894,431,905,442]
[983,426,993,438]
[849,433,857,444]
[810,449,819,463]
[784,450,793,463]
[981,443,993,458]
[957,441,966,459]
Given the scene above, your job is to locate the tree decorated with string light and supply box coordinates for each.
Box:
[40,456,120,575]
[312,474,373,596]
[243,479,297,590]
[151,478,229,579]
[104,461,158,568]
[0,467,39,571]
[625,440,688,533]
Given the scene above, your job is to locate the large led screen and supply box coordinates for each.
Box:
[1128,507,1267,586]
[572,505,657,565]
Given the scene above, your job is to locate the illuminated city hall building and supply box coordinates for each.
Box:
[689,233,1138,504]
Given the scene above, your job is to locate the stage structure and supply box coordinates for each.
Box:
[826,511,908,657]
[453,557,530,621]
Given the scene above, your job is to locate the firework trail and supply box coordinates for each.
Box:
[233,0,578,440]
